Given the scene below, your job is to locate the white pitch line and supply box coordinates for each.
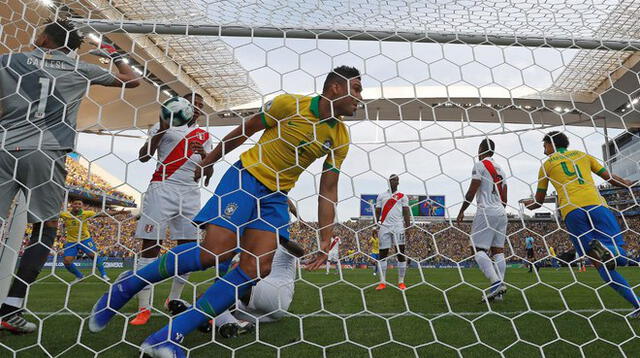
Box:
[28,308,633,319]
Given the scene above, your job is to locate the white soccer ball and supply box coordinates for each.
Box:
[161,96,194,126]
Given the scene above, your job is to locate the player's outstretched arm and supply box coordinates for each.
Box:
[598,170,635,188]
[457,179,481,223]
[90,42,140,88]
[307,170,339,270]
[194,113,266,184]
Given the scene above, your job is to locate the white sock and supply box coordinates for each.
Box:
[380,260,388,283]
[136,257,156,310]
[475,251,500,284]
[397,261,407,283]
[326,261,330,273]
[168,272,191,301]
[4,297,24,308]
[214,309,239,328]
[494,253,506,280]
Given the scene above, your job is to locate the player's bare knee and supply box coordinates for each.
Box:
[491,247,504,255]
[63,256,74,265]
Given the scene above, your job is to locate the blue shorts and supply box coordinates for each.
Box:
[63,238,99,258]
[565,205,626,257]
[193,161,290,240]
[370,253,379,260]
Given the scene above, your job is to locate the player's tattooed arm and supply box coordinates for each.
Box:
[195,113,266,183]
[307,170,339,270]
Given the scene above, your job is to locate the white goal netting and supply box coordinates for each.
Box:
[1,0,640,357]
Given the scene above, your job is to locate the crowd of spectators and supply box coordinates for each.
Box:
[65,157,135,203]
[288,216,640,265]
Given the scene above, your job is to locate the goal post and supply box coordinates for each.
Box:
[71,18,640,51]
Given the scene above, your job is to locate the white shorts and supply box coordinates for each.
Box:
[234,278,294,323]
[379,226,405,250]
[135,182,201,241]
[328,251,339,262]
[471,211,507,250]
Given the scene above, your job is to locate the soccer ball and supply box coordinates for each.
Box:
[161,96,194,126]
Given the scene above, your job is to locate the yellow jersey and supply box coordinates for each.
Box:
[369,236,379,254]
[536,148,607,218]
[240,94,350,192]
[60,210,96,243]
[549,246,556,257]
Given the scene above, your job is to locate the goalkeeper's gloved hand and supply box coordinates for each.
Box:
[89,42,125,64]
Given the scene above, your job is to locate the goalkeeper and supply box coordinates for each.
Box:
[0,18,139,334]
[523,131,639,315]
[89,66,363,357]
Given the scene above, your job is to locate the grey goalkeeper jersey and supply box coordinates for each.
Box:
[0,49,115,151]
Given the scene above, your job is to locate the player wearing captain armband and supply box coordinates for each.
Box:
[0,19,139,334]
[522,131,640,316]
[88,66,363,357]
[457,139,508,303]
[375,174,412,291]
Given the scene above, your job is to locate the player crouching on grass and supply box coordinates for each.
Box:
[88,65,362,357]
[457,139,508,303]
[167,238,304,338]
[523,131,640,316]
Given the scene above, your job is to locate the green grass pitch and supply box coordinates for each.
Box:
[2,267,640,357]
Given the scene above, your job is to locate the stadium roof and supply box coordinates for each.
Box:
[2,0,639,131]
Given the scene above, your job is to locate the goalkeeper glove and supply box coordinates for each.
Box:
[90,42,126,64]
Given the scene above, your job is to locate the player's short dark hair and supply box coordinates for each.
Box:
[389,174,399,180]
[479,138,495,156]
[323,66,361,92]
[42,19,84,51]
[71,199,84,203]
[543,131,570,149]
[183,92,203,101]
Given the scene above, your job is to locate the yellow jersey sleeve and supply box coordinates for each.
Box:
[589,155,607,175]
[60,212,71,220]
[83,210,96,218]
[536,164,549,192]
[260,95,292,128]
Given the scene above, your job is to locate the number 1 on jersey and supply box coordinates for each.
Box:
[35,77,50,119]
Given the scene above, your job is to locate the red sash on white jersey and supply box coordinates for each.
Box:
[379,192,404,224]
[329,237,340,250]
[481,159,506,203]
[151,128,210,182]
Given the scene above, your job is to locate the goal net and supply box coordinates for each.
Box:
[1,0,640,357]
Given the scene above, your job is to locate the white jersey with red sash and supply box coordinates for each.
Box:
[376,190,409,232]
[328,237,340,260]
[471,157,507,215]
[148,123,212,186]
